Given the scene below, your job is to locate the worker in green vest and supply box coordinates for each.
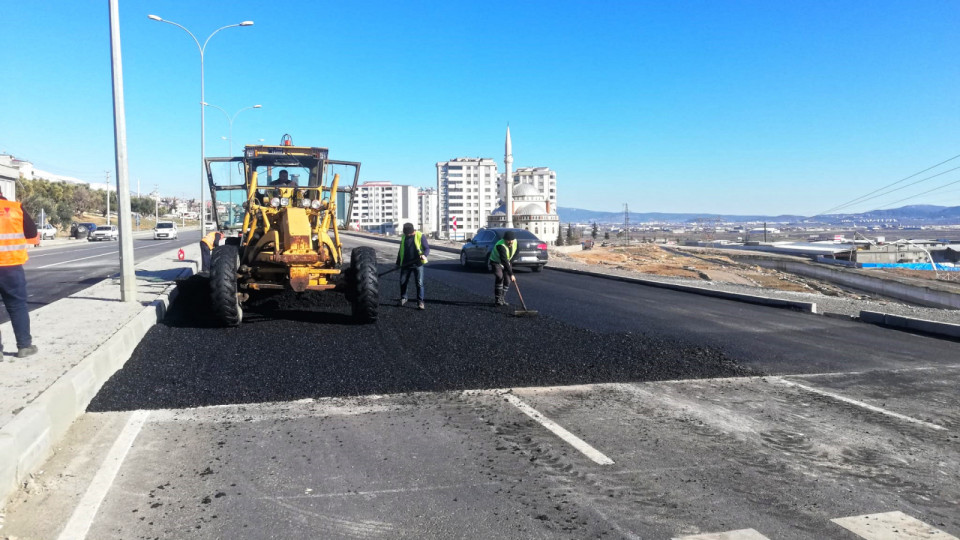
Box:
[395,222,430,310]
[489,230,517,306]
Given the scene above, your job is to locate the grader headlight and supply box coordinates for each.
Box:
[300,198,311,208]
[270,197,281,208]
[311,199,322,209]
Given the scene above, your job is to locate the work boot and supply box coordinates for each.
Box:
[494,286,507,306]
[17,345,38,358]
[400,298,408,306]
[418,301,425,310]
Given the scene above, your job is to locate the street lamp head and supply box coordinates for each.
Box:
[147,14,163,21]
[240,21,254,26]
[253,105,262,108]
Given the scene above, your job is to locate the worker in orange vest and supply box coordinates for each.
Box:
[200,229,225,273]
[0,194,39,357]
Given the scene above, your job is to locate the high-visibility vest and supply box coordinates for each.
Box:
[200,231,224,250]
[488,238,517,264]
[0,200,30,266]
[398,231,424,265]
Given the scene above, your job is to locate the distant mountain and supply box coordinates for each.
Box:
[557,208,806,224]
[557,205,960,225]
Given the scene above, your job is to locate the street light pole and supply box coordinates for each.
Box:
[204,102,261,182]
[147,14,253,237]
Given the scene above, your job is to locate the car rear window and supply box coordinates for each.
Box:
[503,230,539,240]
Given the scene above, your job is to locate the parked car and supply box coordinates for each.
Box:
[459,227,548,272]
[71,222,98,239]
[153,221,178,240]
[39,223,57,240]
[89,225,119,241]
[204,221,217,231]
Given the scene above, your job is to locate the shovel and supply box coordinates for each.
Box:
[510,275,538,317]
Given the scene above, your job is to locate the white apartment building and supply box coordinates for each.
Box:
[348,181,419,235]
[500,167,557,211]
[417,188,438,235]
[436,157,499,240]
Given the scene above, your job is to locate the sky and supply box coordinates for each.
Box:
[1,1,958,216]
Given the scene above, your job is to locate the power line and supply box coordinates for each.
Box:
[814,152,960,216]
[821,166,960,215]
[873,175,960,210]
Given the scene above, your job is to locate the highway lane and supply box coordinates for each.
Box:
[0,231,202,323]
[2,233,958,539]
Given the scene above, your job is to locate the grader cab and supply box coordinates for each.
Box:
[204,139,378,326]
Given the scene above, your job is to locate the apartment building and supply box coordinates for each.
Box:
[418,188,438,235]
[348,181,419,235]
[436,157,500,240]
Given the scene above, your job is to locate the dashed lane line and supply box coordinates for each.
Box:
[57,410,150,540]
[832,511,959,539]
[674,529,770,539]
[772,377,947,431]
[472,389,615,466]
[36,241,173,269]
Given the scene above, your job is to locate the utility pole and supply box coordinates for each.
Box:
[109,0,137,301]
[623,203,630,246]
[105,171,111,225]
[154,184,159,223]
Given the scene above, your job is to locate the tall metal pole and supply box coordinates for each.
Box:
[147,15,253,236]
[109,0,136,301]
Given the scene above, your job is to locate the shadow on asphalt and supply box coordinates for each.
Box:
[88,264,760,412]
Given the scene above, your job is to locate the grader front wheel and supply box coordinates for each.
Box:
[350,246,379,323]
[210,244,243,327]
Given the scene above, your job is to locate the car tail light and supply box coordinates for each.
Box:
[537,243,547,250]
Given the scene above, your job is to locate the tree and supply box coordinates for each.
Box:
[555,226,564,246]
[20,194,55,224]
[591,222,598,239]
[55,201,74,228]
[566,222,574,242]
[604,231,610,240]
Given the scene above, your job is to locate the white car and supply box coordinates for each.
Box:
[153,221,178,240]
[204,221,216,231]
[39,223,57,240]
[89,225,119,241]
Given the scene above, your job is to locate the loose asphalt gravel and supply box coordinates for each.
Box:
[88,266,757,412]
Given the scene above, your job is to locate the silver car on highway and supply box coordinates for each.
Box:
[89,225,119,241]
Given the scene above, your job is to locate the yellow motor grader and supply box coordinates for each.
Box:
[204,139,378,326]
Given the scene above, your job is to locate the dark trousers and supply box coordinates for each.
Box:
[200,242,212,272]
[0,265,32,348]
[399,265,424,302]
[492,264,511,296]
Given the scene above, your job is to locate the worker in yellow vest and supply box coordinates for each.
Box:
[395,222,430,310]
[200,229,225,273]
[0,195,39,357]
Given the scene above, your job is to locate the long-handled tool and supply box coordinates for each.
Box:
[510,275,538,317]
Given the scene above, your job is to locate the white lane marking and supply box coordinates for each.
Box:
[674,529,771,540]
[773,378,947,431]
[36,241,173,269]
[57,410,150,540]
[265,482,501,499]
[498,391,614,465]
[832,511,959,539]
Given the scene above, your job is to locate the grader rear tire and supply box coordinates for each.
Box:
[350,246,379,323]
[210,244,243,327]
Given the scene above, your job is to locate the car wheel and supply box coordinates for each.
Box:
[533,264,543,272]
[459,251,468,268]
[209,244,243,327]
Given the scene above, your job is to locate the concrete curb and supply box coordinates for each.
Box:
[545,266,819,314]
[0,261,195,509]
[859,311,960,340]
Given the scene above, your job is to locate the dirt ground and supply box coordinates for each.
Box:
[558,244,864,298]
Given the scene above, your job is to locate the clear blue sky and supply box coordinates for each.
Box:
[1,1,958,215]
